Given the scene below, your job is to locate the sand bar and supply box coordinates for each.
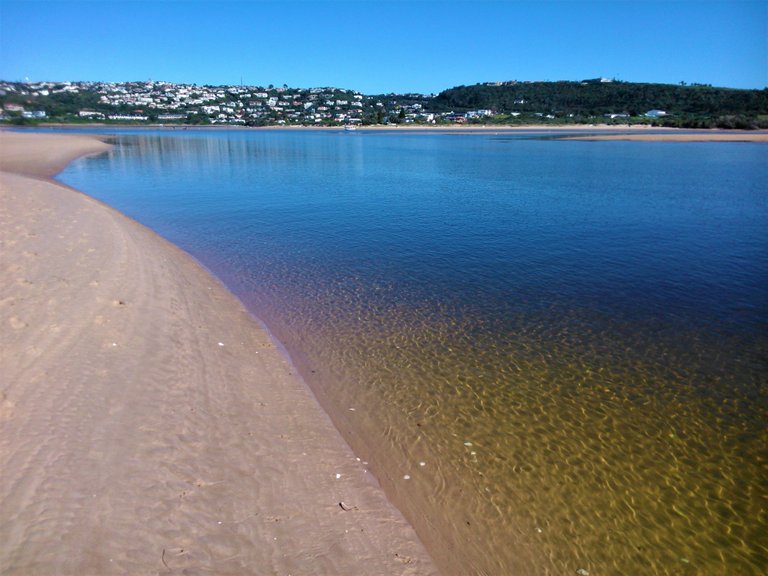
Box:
[39,122,768,140]
[562,130,768,142]
[0,131,438,575]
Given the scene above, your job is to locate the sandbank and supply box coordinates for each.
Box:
[561,130,768,142]
[0,131,437,575]
[38,122,768,141]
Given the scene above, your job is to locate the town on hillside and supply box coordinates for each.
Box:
[0,80,438,126]
[1,79,765,129]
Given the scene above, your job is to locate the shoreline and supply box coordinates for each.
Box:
[18,122,768,141]
[0,132,438,575]
[561,131,768,142]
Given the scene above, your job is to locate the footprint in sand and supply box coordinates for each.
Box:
[0,392,15,420]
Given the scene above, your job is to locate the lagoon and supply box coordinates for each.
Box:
[59,130,767,574]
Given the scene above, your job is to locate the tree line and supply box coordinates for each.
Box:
[432,81,768,128]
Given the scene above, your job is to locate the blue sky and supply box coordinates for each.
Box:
[0,0,765,93]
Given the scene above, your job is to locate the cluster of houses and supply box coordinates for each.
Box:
[1,101,47,119]
[0,79,514,126]
[0,79,668,125]
[0,80,449,125]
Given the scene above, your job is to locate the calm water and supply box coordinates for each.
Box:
[59,130,767,575]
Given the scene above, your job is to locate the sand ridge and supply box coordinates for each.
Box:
[561,131,768,142]
[0,131,438,575]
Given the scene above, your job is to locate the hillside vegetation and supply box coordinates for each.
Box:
[432,81,768,128]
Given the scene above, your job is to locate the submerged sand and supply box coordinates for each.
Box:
[0,131,438,575]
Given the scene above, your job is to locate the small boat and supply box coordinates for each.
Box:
[344,125,357,131]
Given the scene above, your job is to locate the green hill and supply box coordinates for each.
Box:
[431,81,768,128]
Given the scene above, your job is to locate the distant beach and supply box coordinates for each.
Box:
[33,122,768,141]
[0,131,437,575]
[561,130,768,142]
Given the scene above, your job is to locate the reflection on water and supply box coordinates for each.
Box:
[60,131,767,575]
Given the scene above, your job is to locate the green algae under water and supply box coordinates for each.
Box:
[59,131,767,575]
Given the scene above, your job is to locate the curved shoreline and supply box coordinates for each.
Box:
[0,131,438,575]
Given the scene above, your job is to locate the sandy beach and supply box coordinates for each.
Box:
[0,131,438,575]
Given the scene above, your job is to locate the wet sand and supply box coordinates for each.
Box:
[0,131,438,575]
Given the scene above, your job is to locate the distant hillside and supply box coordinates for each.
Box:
[432,81,768,126]
[2,78,767,128]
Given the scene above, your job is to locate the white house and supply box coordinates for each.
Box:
[108,114,148,121]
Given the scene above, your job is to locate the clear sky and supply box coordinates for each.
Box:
[0,0,765,94]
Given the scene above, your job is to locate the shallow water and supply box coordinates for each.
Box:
[60,130,767,574]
